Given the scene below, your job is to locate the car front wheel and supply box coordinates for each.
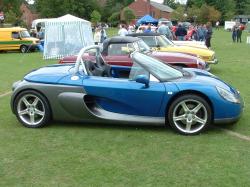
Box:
[14,90,51,128]
[20,45,28,53]
[167,94,212,135]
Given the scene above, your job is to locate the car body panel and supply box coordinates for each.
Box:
[173,40,207,49]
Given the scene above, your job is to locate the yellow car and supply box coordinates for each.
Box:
[128,33,218,64]
[0,27,39,53]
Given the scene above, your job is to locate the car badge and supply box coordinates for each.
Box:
[71,76,79,81]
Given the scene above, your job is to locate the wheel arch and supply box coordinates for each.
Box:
[12,88,53,120]
[165,90,214,124]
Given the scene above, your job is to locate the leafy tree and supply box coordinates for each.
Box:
[198,4,221,23]
[171,5,186,22]
[234,0,250,14]
[4,9,18,24]
[108,12,120,26]
[123,7,135,24]
[34,0,100,20]
[90,10,101,26]
[163,0,177,9]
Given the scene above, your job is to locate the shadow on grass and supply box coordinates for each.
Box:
[47,121,222,136]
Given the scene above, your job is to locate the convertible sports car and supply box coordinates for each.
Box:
[11,45,243,135]
[59,36,209,71]
[128,33,218,64]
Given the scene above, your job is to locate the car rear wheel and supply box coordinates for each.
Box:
[14,90,51,128]
[20,45,28,53]
[167,94,212,135]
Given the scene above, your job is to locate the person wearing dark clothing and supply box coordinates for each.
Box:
[205,23,213,48]
[232,26,237,43]
[175,24,187,41]
[237,24,244,43]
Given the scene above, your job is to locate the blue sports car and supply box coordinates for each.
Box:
[11,45,243,135]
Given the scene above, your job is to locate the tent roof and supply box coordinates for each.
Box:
[136,14,158,25]
[46,14,90,23]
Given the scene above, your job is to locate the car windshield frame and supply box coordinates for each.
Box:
[20,30,31,38]
[133,39,151,53]
[132,52,183,82]
[155,35,174,47]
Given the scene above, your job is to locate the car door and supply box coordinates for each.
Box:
[82,63,166,117]
[11,31,21,50]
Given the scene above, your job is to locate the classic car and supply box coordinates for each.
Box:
[127,33,218,64]
[59,36,209,71]
[11,45,243,135]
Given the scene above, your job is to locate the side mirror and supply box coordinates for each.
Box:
[135,74,149,88]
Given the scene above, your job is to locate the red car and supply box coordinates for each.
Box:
[59,36,209,70]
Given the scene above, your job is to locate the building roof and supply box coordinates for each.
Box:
[150,1,173,13]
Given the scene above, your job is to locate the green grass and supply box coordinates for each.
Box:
[1,29,250,186]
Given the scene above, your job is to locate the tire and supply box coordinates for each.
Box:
[20,45,28,53]
[167,94,212,135]
[14,90,51,128]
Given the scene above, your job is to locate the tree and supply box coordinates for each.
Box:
[234,0,250,14]
[198,4,221,23]
[171,5,186,22]
[163,0,177,9]
[90,10,101,26]
[123,7,135,24]
[4,9,18,24]
[108,12,120,26]
[34,0,100,20]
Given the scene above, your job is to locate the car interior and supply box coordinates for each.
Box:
[84,55,111,77]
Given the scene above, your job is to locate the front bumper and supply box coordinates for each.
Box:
[206,58,218,64]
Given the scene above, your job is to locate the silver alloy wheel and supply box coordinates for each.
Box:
[17,94,45,126]
[172,99,208,134]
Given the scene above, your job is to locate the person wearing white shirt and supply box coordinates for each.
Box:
[118,25,128,37]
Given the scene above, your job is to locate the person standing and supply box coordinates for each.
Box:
[232,26,237,43]
[237,24,244,43]
[94,27,101,45]
[205,22,213,48]
[197,25,205,41]
[175,23,187,41]
[100,26,107,43]
[157,23,172,40]
[118,24,128,37]
[215,21,220,30]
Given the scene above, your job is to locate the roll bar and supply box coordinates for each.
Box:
[74,45,102,75]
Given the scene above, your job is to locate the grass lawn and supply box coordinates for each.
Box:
[0,29,250,186]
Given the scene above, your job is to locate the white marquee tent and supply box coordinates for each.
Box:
[43,14,93,59]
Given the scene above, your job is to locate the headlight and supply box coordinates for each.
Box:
[216,86,240,103]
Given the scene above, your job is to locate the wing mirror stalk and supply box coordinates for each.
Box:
[135,75,149,88]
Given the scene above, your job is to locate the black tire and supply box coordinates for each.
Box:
[167,94,212,135]
[14,90,51,128]
[20,45,28,53]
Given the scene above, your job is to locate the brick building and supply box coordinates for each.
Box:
[20,3,38,28]
[121,0,173,23]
